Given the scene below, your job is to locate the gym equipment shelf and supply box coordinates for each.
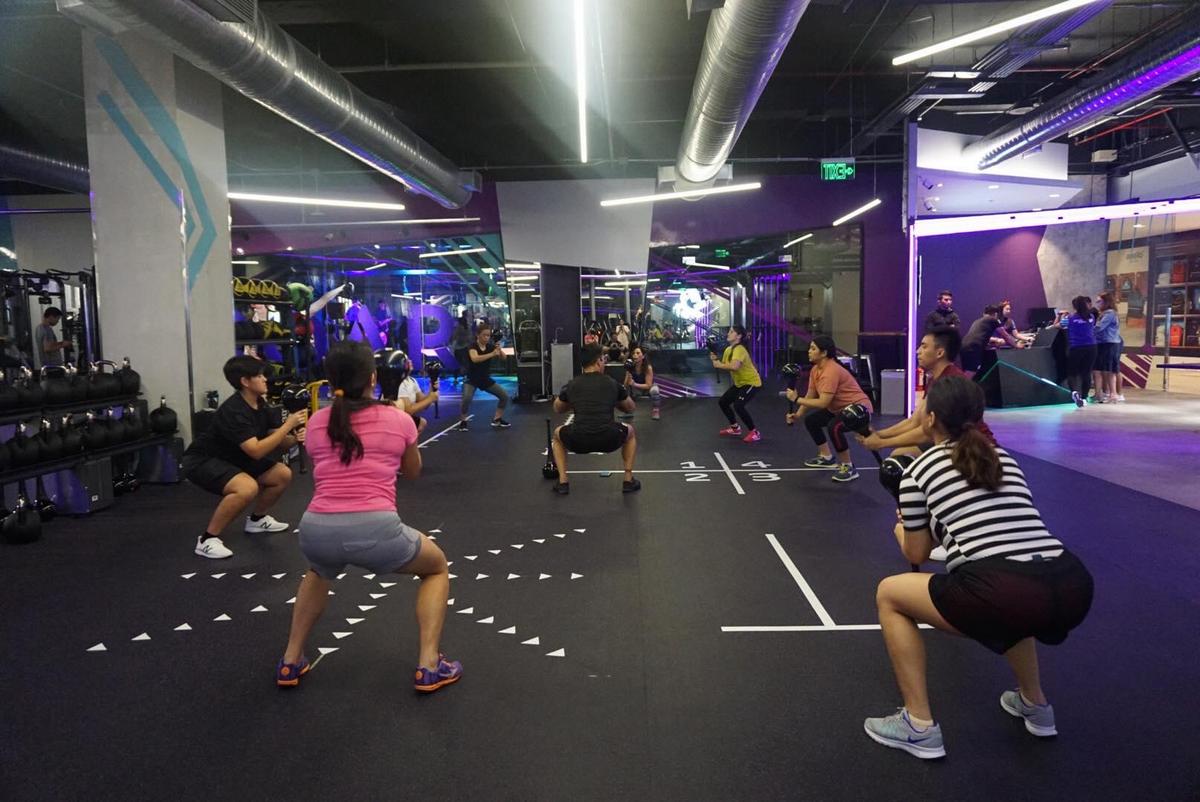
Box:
[0,433,175,485]
[0,393,142,427]
[236,338,295,347]
[233,296,292,306]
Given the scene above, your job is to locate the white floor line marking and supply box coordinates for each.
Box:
[721,624,934,632]
[561,467,881,475]
[764,533,835,627]
[419,415,473,448]
[713,451,746,495]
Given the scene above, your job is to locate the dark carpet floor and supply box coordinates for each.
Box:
[1,395,1197,800]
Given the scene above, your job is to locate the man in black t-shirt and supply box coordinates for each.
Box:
[960,305,1024,374]
[182,356,308,559]
[551,344,640,495]
[458,322,511,430]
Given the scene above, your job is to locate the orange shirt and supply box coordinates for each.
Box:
[810,360,871,413]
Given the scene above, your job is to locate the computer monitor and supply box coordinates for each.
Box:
[1027,307,1056,329]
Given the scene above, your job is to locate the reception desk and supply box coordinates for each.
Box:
[976,330,1069,408]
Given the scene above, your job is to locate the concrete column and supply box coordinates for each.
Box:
[81,31,234,442]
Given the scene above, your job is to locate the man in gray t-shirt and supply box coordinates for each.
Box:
[36,306,69,367]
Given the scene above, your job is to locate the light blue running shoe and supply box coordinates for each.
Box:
[863,708,946,759]
[1000,690,1057,736]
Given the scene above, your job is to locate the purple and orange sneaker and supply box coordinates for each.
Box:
[276,656,311,687]
[414,655,463,693]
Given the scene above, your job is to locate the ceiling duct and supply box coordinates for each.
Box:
[963,7,1200,171]
[0,143,91,194]
[56,0,478,209]
[675,0,810,186]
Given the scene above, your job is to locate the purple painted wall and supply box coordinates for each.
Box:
[917,227,1049,329]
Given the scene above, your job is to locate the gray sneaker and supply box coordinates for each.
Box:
[832,464,860,483]
[1000,690,1057,736]
[863,709,946,759]
[804,455,837,468]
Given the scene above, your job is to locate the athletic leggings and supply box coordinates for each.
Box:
[460,380,509,416]
[719,384,759,430]
[804,408,849,453]
[632,384,662,410]
[1066,345,1097,399]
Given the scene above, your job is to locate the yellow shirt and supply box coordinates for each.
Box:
[723,344,762,388]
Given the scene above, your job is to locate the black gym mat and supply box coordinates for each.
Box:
[1,396,1197,800]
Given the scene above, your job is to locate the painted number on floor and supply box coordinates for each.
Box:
[680,461,707,470]
[741,461,771,469]
[749,473,781,482]
[685,473,712,482]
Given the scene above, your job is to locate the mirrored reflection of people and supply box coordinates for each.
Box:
[622,345,662,420]
[959,305,1024,375]
[458,323,511,430]
[373,299,393,346]
[36,306,70,367]
[923,290,960,333]
[450,314,472,389]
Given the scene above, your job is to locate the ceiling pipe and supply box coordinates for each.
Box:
[962,6,1200,170]
[56,0,478,209]
[675,0,811,186]
[0,143,91,194]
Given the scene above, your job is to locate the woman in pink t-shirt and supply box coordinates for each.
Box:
[276,341,461,694]
[787,335,873,483]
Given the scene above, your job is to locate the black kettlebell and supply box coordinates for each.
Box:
[1,489,40,545]
[0,439,10,472]
[121,404,145,441]
[15,367,45,410]
[82,411,109,451]
[101,407,121,445]
[66,363,89,403]
[8,421,42,467]
[34,476,56,522]
[150,396,178,435]
[88,361,122,399]
[36,417,64,462]
[59,414,83,455]
[0,371,19,411]
[117,357,141,396]
[40,365,72,406]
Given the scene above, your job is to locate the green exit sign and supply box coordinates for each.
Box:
[714,248,730,258]
[821,159,856,181]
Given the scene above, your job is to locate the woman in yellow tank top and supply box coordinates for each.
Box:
[710,325,763,443]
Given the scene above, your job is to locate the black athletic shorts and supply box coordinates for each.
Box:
[929,549,1093,655]
[181,453,277,495]
[559,422,628,454]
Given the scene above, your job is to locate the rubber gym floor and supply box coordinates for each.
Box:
[2,394,1197,801]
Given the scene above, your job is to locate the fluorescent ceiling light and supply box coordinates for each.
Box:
[227,191,406,211]
[506,275,539,282]
[783,233,813,248]
[600,181,762,208]
[505,262,540,268]
[0,247,16,260]
[603,280,654,287]
[419,247,487,258]
[912,197,1200,238]
[688,261,731,270]
[285,246,294,251]
[1119,94,1162,115]
[231,217,481,230]
[235,247,245,255]
[987,184,1001,190]
[574,0,587,164]
[832,198,883,226]
[364,263,389,271]
[678,244,701,250]
[1133,223,1146,229]
[231,259,259,265]
[481,268,497,274]
[531,294,542,298]
[927,70,982,79]
[511,287,536,293]
[892,0,1105,66]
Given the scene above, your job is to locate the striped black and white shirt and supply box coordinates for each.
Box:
[899,443,1063,572]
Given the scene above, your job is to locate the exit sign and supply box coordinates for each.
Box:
[821,159,856,181]
[714,248,730,258]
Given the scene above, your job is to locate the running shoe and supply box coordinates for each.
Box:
[832,464,860,483]
[863,709,946,759]
[1114,394,1126,403]
[553,482,570,496]
[1000,690,1057,737]
[456,420,469,431]
[804,455,837,468]
[195,536,233,559]
[719,425,743,436]
[1071,391,1084,408]
[414,655,462,693]
[276,656,311,687]
[742,429,762,443]
[491,418,512,428]
[245,515,289,534]
[651,408,660,420]
[623,478,642,493]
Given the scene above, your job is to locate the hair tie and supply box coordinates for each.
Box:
[333,389,345,398]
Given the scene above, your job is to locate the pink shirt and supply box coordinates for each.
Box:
[305,403,417,514]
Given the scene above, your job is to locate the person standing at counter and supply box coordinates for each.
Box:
[1093,291,1123,403]
[959,306,1024,375]
[924,291,960,333]
[1059,296,1097,408]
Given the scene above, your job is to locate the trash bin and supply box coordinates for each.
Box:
[880,369,906,416]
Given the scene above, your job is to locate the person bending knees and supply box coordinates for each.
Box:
[863,375,1093,760]
[789,336,873,483]
[711,325,762,442]
[623,345,662,420]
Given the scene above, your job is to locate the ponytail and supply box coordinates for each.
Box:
[925,376,1002,491]
[949,423,1002,491]
[322,341,379,465]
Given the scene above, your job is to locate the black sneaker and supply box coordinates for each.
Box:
[622,478,642,493]
[456,420,469,431]
[491,418,512,428]
[553,482,570,495]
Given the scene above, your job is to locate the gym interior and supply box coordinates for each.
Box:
[2,1,1199,799]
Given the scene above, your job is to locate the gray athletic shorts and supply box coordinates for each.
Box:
[299,511,423,579]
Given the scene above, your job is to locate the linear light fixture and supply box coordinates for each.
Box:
[231,217,481,230]
[574,0,588,163]
[911,196,1200,238]
[227,191,406,211]
[505,261,541,268]
[506,275,539,282]
[892,0,1106,66]
[782,233,813,248]
[688,261,731,270]
[832,198,883,226]
[678,244,701,249]
[231,259,259,265]
[0,247,16,260]
[603,279,657,287]
[510,287,536,293]
[363,263,389,271]
[600,181,762,208]
[418,247,487,259]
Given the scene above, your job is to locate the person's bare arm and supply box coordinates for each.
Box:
[399,440,422,480]
[894,522,936,564]
[239,410,306,460]
[795,390,836,411]
[553,397,571,414]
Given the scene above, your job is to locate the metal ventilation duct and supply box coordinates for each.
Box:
[963,8,1200,171]
[675,0,810,186]
[0,143,91,194]
[56,0,477,209]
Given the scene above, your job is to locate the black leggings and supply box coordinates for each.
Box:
[719,384,759,430]
[804,408,849,453]
[1066,345,1097,398]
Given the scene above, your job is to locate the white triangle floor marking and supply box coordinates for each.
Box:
[539,574,551,580]
[358,605,376,611]
[213,613,232,622]
[337,573,346,580]
[456,607,475,615]
[412,575,420,580]
[498,626,516,635]
[488,549,501,555]
[86,643,107,652]
[546,648,566,658]
[174,623,192,631]
[428,536,436,541]
[554,533,566,539]
[241,573,256,579]
[272,573,286,579]
[476,573,489,580]
[476,616,495,624]
[332,631,353,639]
[430,528,442,533]
[533,539,546,544]
[573,529,586,533]
[211,573,226,579]
[318,647,338,656]
[447,598,455,606]
[510,544,524,550]
[521,636,540,646]
[346,617,365,625]
[363,573,376,580]
[447,561,454,567]
[181,573,196,579]
[507,573,520,580]
[449,574,458,580]
[370,593,387,599]
[251,605,268,613]
[286,597,296,604]
[327,590,336,596]
[571,573,583,580]
[292,528,300,534]
[465,555,477,561]
[379,582,397,588]
[132,632,151,641]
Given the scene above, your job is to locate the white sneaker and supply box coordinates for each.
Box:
[1114,394,1126,403]
[929,545,948,562]
[195,536,233,559]
[244,514,289,534]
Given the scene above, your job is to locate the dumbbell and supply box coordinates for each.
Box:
[425,358,444,418]
[781,363,802,423]
[542,419,558,479]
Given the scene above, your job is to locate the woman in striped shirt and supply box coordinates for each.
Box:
[864,375,1093,760]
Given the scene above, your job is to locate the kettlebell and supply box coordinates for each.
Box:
[0,370,20,411]
[40,366,72,406]
[8,421,42,467]
[88,361,122,400]
[117,357,141,396]
[59,414,83,455]
[66,363,89,402]
[34,476,56,523]
[101,407,121,445]
[36,417,64,462]
[82,411,108,451]
[1,489,40,545]
[121,403,145,442]
[15,367,45,409]
[150,396,179,435]
[0,439,10,472]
